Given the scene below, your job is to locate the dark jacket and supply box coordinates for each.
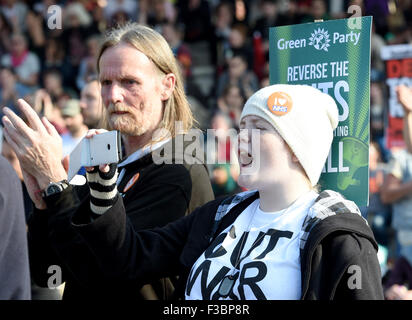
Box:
[73,189,384,300]
[27,136,214,300]
[0,156,31,299]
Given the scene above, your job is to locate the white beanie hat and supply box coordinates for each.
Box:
[240,84,339,186]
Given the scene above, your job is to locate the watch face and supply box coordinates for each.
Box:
[47,184,61,195]
[43,181,68,198]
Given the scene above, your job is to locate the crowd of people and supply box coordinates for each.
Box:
[0,0,412,300]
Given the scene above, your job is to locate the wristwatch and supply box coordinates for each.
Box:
[42,180,69,198]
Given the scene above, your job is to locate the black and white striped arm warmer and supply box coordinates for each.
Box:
[86,164,119,215]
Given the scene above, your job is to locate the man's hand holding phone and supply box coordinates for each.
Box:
[84,129,111,173]
[67,129,122,182]
[83,129,120,216]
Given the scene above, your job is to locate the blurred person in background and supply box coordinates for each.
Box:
[301,0,330,23]
[1,33,40,88]
[364,0,390,38]
[177,0,214,68]
[384,254,412,300]
[29,0,60,33]
[79,75,104,130]
[25,6,45,56]
[384,0,412,44]
[40,37,75,92]
[0,12,12,57]
[365,142,393,246]
[42,38,66,74]
[103,0,138,23]
[398,85,412,154]
[382,76,412,301]
[60,2,96,90]
[32,88,67,135]
[42,68,77,108]
[60,99,88,157]
[370,81,388,159]
[216,53,259,100]
[226,23,253,70]
[0,0,28,32]
[208,110,242,198]
[178,0,212,44]
[84,0,108,33]
[370,22,386,83]
[209,110,236,164]
[147,0,177,29]
[252,0,280,54]
[275,0,305,26]
[0,65,32,118]
[108,10,130,28]
[217,83,246,126]
[210,1,234,73]
[362,141,394,277]
[380,142,412,281]
[161,21,210,128]
[161,22,191,74]
[380,85,412,291]
[76,34,101,91]
[211,163,242,198]
[255,49,271,89]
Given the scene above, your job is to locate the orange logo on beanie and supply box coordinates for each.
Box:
[267,92,293,116]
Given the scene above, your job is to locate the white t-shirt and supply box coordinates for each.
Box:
[185,190,319,300]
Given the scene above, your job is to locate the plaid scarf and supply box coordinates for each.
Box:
[299,189,365,250]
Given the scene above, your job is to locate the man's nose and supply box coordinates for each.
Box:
[105,83,124,104]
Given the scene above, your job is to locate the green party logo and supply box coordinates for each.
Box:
[308,28,331,52]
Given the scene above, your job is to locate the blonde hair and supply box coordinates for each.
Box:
[96,23,194,138]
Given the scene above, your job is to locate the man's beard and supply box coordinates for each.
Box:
[107,102,147,136]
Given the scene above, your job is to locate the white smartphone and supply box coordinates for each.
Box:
[67,130,122,182]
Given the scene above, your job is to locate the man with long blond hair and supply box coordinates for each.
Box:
[2,23,214,300]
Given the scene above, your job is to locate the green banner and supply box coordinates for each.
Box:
[269,17,372,207]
